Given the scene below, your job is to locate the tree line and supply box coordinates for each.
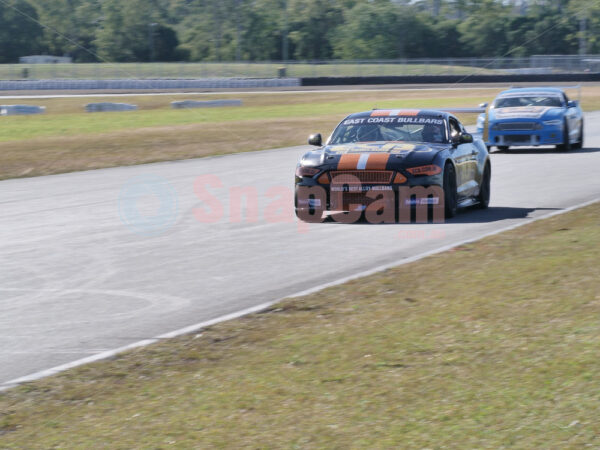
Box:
[0,0,597,63]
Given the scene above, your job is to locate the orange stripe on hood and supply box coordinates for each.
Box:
[365,153,389,170]
[337,154,361,170]
[370,110,391,117]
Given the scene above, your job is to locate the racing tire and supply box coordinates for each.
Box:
[443,162,458,219]
[572,120,584,150]
[497,146,509,152]
[556,119,571,152]
[476,163,491,209]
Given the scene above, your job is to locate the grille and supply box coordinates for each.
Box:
[505,134,532,143]
[329,170,393,184]
[497,122,537,131]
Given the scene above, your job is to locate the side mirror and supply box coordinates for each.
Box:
[460,133,474,144]
[567,100,578,108]
[308,133,322,146]
[479,102,488,109]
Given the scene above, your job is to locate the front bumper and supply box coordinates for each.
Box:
[295,171,444,212]
[486,123,563,147]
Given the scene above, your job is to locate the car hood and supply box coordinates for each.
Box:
[300,141,448,169]
[491,106,563,120]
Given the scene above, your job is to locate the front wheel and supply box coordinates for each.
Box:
[443,163,457,219]
[476,163,491,209]
[572,120,584,150]
[556,120,571,152]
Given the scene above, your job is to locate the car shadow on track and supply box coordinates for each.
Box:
[447,206,561,224]
[324,206,562,225]
[492,147,600,155]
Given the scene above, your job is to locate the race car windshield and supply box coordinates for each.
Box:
[494,95,563,108]
[329,116,448,144]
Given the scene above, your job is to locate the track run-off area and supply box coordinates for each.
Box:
[1,112,600,387]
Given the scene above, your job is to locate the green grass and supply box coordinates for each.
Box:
[0,62,500,80]
[1,203,599,448]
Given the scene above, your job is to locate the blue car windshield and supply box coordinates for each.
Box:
[330,116,448,144]
[494,95,563,108]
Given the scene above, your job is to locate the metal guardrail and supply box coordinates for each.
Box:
[0,55,599,81]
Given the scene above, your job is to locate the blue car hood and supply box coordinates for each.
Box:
[491,106,563,120]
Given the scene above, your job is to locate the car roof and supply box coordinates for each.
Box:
[498,87,564,97]
[345,109,451,120]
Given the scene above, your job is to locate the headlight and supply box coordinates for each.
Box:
[406,165,442,176]
[295,166,320,177]
[476,115,485,128]
[543,120,562,127]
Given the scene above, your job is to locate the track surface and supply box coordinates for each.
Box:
[1,113,600,385]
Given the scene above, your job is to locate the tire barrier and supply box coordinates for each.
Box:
[0,104,45,115]
[85,102,138,112]
[171,99,242,109]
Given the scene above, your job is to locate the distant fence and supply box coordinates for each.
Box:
[1,55,600,81]
[300,73,600,86]
[0,78,301,91]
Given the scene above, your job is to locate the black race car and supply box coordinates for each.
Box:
[295,109,491,223]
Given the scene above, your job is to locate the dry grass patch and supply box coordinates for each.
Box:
[0,116,342,179]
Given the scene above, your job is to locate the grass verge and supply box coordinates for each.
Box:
[0,62,500,80]
[1,203,599,448]
[1,86,598,180]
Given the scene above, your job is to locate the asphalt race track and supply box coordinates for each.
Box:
[1,112,600,386]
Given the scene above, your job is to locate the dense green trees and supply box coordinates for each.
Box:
[0,0,44,63]
[2,0,597,62]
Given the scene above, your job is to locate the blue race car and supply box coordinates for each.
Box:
[477,87,584,151]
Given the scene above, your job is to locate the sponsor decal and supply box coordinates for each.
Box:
[494,106,557,120]
[297,198,322,207]
[327,143,418,154]
[390,143,416,152]
[330,185,393,192]
[364,116,444,125]
[343,118,367,125]
[404,197,439,206]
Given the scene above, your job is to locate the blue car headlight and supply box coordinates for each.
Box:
[543,119,562,127]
